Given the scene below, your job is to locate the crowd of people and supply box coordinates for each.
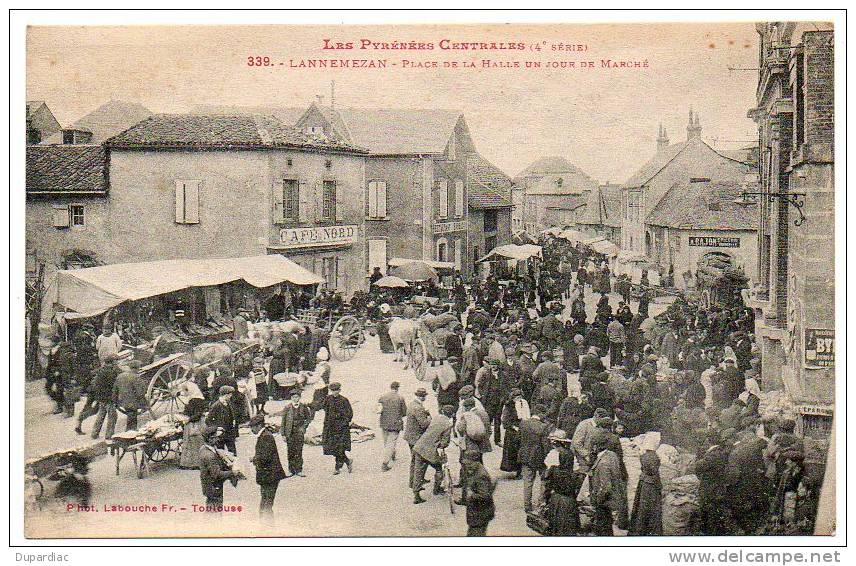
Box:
[37,234,821,536]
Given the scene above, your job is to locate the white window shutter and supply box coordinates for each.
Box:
[174,180,185,223]
[335,181,343,221]
[272,181,284,223]
[439,180,448,219]
[368,181,378,218]
[184,181,200,224]
[455,180,464,217]
[52,205,70,228]
[298,180,310,222]
[378,181,387,218]
[454,239,462,271]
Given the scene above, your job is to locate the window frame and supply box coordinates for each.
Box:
[322,179,337,221]
[68,203,86,228]
[281,178,300,223]
[454,179,465,218]
[366,179,388,220]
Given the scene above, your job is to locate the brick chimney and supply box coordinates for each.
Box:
[687,109,702,140]
[657,123,670,152]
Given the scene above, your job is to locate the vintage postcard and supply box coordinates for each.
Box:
[17,13,841,543]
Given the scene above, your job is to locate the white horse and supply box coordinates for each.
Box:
[387,317,420,368]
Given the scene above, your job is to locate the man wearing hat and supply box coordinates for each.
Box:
[411,405,455,504]
[403,388,432,488]
[519,405,551,513]
[206,386,239,455]
[111,360,148,432]
[280,389,312,477]
[87,354,120,439]
[462,449,496,536]
[475,358,504,446]
[579,346,606,392]
[377,381,408,472]
[571,407,612,473]
[250,415,286,519]
[199,426,239,513]
[322,382,353,474]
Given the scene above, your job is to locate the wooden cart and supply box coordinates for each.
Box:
[108,426,183,479]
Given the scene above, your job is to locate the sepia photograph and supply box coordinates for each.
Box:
[11,10,843,547]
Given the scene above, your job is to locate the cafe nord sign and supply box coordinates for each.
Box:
[279,225,358,248]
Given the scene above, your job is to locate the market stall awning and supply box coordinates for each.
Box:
[589,240,620,256]
[389,260,439,282]
[387,257,455,270]
[373,275,410,288]
[478,244,542,263]
[582,235,607,245]
[558,229,586,242]
[42,255,324,321]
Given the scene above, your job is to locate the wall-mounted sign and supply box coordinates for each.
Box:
[434,220,467,235]
[688,236,741,248]
[804,328,834,368]
[279,224,357,248]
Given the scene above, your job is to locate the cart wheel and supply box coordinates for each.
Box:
[147,443,171,463]
[147,360,193,419]
[330,316,363,361]
[411,338,428,381]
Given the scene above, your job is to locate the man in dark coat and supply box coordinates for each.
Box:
[519,406,551,513]
[475,359,504,446]
[206,385,239,455]
[403,388,432,489]
[199,426,238,512]
[629,448,663,535]
[411,405,454,504]
[322,382,353,474]
[88,356,120,439]
[695,433,732,535]
[280,390,312,476]
[250,415,287,519]
[579,346,606,391]
[462,449,496,536]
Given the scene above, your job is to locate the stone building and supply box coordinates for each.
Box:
[744,23,834,436]
[577,182,623,244]
[621,112,754,255]
[514,156,598,234]
[26,100,61,144]
[644,179,758,290]
[26,114,370,297]
[41,100,153,146]
[293,103,512,280]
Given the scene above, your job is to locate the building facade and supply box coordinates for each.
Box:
[295,103,512,281]
[645,179,758,290]
[745,24,834,436]
[26,114,370,298]
[26,101,61,145]
[514,156,598,234]
[577,182,623,244]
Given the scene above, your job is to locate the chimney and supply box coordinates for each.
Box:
[656,123,670,152]
[687,109,702,140]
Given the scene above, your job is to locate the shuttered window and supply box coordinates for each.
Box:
[282,179,299,222]
[438,179,448,219]
[322,180,337,221]
[367,180,387,219]
[454,180,464,217]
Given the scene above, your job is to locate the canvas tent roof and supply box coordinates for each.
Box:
[42,255,323,321]
[478,244,542,262]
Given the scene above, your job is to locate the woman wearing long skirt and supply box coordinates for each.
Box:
[629,449,663,535]
[499,389,529,478]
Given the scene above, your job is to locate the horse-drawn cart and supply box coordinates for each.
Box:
[295,307,370,362]
[108,417,185,479]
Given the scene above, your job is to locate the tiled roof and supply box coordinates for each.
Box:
[513,156,598,194]
[332,108,462,154]
[645,180,758,231]
[106,114,367,153]
[578,184,623,228]
[189,104,462,155]
[467,153,513,209]
[623,137,751,190]
[623,141,690,188]
[26,145,108,194]
[43,100,153,144]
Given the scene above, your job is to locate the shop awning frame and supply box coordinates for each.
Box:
[42,254,324,321]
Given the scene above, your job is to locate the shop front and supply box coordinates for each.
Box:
[267,224,364,298]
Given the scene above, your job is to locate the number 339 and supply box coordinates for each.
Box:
[247,56,271,66]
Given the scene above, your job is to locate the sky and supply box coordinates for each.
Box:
[27,23,762,183]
